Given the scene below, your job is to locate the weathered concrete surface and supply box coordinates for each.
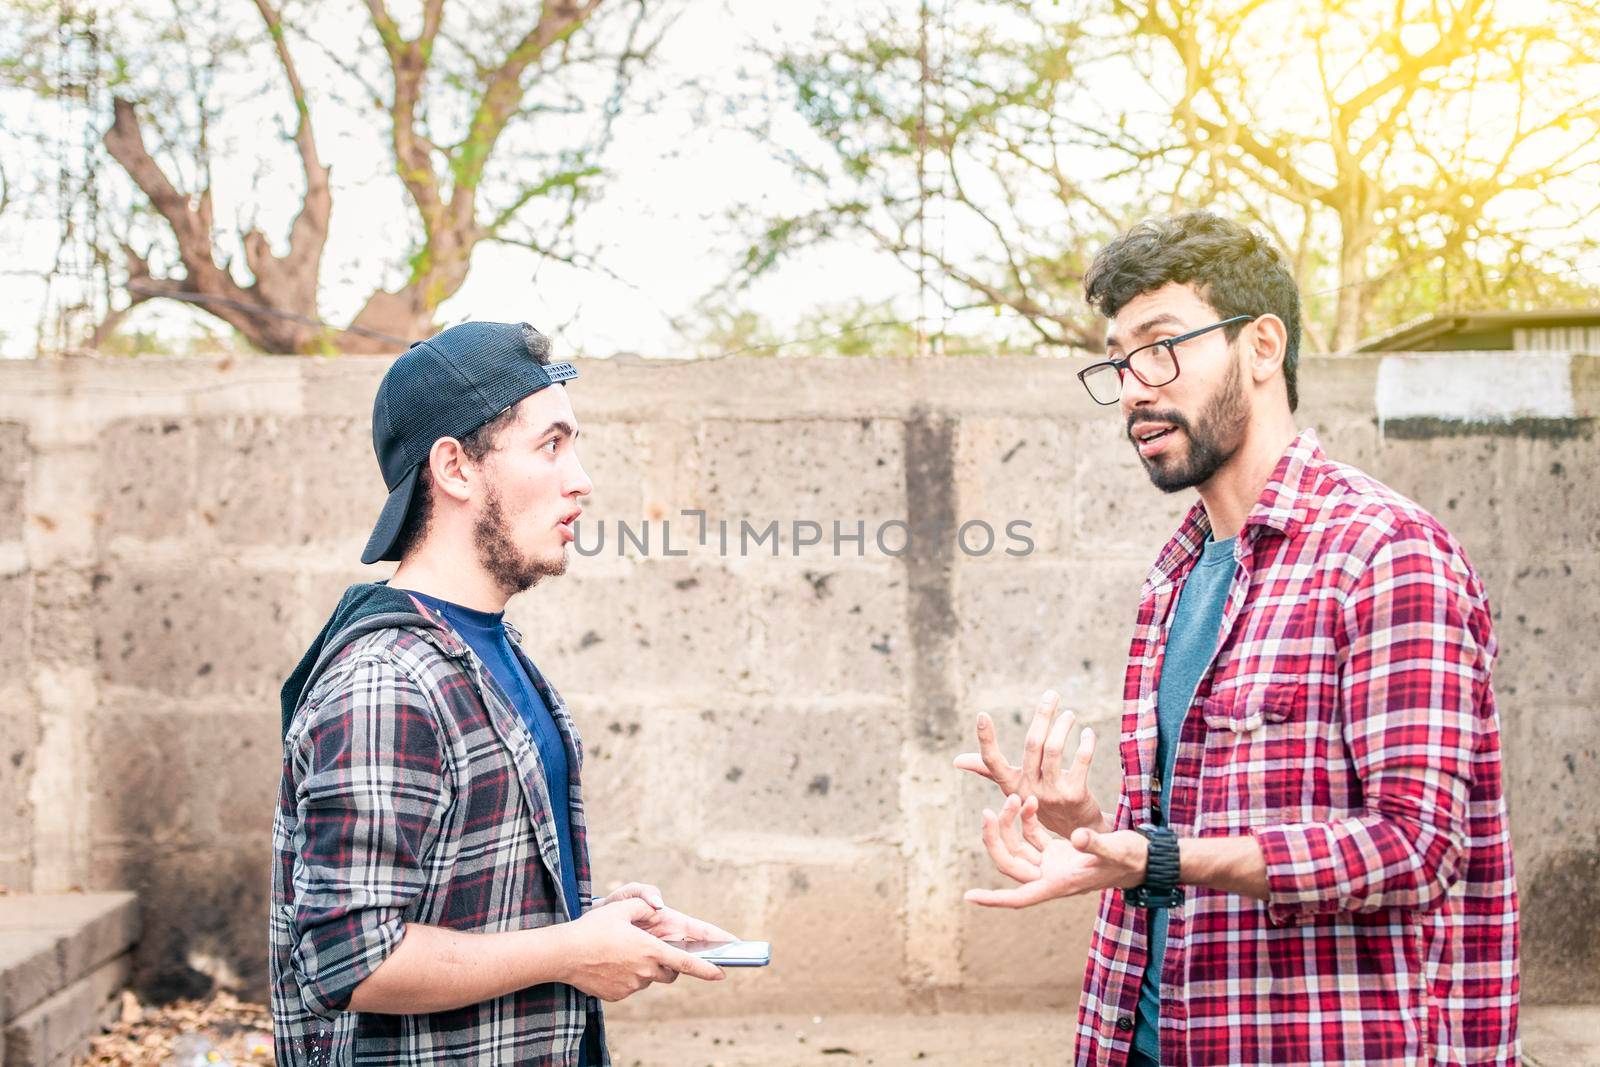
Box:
[606,1007,1598,1066]
[0,892,139,1067]
[0,353,1595,1017]
[1521,1005,1600,1067]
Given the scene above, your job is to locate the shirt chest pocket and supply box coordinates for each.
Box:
[1197,681,1306,827]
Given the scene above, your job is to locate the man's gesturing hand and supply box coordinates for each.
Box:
[953,690,1109,837]
[558,898,725,1002]
[964,795,1148,909]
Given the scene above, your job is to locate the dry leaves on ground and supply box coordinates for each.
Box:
[81,990,275,1067]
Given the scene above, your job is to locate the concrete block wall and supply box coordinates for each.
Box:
[0,353,1595,1012]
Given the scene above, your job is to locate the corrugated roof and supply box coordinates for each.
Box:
[1352,308,1600,352]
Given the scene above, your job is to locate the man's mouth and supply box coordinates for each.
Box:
[1131,423,1180,457]
[556,509,582,542]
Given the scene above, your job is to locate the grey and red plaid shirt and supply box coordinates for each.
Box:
[1077,430,1519,1066]
[271,598,603,1065]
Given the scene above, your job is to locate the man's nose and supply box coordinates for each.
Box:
[1119,370,1160,414]
[567,458,594,498]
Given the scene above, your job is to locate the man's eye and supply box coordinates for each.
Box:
[541,438,559,454]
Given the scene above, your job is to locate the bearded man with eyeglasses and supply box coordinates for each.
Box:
[955,212,1520,1066]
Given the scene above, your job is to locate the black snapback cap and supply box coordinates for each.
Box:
[361,321,578,565]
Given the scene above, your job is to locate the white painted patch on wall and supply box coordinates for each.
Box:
[1375,351,1575,423]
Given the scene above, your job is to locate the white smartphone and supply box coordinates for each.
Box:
[665,939,771,967]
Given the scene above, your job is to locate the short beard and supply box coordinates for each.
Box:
[1130,355,1249,494]
[473,485,566,596]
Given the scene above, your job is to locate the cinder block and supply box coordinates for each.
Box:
[28,568,95,669]
[0,856,29,897]
[300,358,388,418]
[2,953,128,1067]
[1501,702,1598,883]
[959,868,1095,1009]
[1520,844,1600,1004]
[1490,433,1600,559]
[295,416,388,548]
[572,707,704,844]
[956,559,1146,715]
[1297,356,1384,415]
[511,562,754,701]
[756,858,907,1009]
[955,416,1077,559]
[86,841,271,1004]
[0,420,27,543]
[194,417,303,546]
[296,565,387,641]
[749,560,907,698]
[616,853,908,1017]
[88,709,196,844]
[1480,558,1600,704]
[0,571,29,690]
[95,419,195,542]
[691,419,906,556]
[1309,416,1382,475]
[1070,420,1193,562]
[197,712,282,839]
[582,842,765,945]
[699,703,906,838]
[563,420,699,536]
[1367,434,1508,557]
[92,563,300,698]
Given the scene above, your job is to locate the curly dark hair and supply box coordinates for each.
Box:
[1083,212,1302,411]
[391,324,554,558]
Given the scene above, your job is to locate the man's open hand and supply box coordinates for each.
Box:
[953,690,1109,837]
[964,795,1148,909]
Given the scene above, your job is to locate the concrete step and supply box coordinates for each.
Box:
[0,893,140,1067]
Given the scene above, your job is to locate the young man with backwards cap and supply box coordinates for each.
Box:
[271,322,730,1066]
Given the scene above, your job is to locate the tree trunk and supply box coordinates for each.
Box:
[1330,208,1377,352]
[339,223,480,353]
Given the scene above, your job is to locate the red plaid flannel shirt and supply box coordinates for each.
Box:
[1076,429,1519,1066]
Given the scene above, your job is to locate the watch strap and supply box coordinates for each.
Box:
[1125,824,1184,908]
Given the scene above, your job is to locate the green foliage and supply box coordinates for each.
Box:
[750,0,1600,353]
[688,297,1002,358]
[743,0,1147,352]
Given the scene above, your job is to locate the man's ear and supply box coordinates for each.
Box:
[1247,315,1288,389]
[428,437,474,504]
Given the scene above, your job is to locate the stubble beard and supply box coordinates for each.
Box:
[474,485,567,596]
[1135,355,1250,494]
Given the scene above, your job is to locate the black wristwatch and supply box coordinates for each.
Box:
[1124,823,1184,908]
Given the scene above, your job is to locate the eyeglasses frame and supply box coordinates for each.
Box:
[1077,314,1258,405]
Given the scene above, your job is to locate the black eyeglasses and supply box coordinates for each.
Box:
[1077,314,1257,405]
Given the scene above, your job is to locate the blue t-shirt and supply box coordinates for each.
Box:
[410,591,582,922]
[1134,534,1237,1061]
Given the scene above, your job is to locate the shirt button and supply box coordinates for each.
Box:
[1115,1016,1135,1033]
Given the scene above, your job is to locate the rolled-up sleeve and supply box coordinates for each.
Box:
[1252,522,1488,920]
[288,654,450,1019]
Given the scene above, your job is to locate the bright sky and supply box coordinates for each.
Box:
[0,0,919,359]
[3,0,1595,359]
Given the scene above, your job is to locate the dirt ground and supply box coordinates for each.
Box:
[77,994,1598,1066]
[605,1012,1072,1066]
[78,997,1072,1066]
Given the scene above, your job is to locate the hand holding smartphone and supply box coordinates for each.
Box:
[663,939,771,967]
